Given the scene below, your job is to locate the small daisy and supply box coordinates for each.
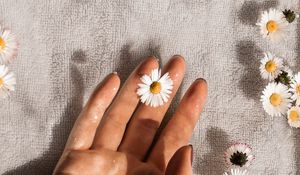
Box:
[287,106,300,128]
[257,8,289,42]
[225,143,254,168]
[0,65,16,98]
[223,168,249,175]
[261,82,292,117]
[0,27,18,64]
[137,68,173,107]
[290,72,300,105]
[259,52,284,81]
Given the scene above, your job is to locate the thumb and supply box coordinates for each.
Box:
[165,145,193,175]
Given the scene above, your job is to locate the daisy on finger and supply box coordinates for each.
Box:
[0,27,18,64]
[290,72,300,105]
[225,143,254,168]
[257,8,289,42]
[287,106,300,128]
[259,52,283,81]
[137,68,173,107]
[261,82,292,117]
[0,65,16,98]
[223,168,248,175]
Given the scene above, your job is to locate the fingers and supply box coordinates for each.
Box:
[92,57,159,150]
[148,79,207,171]
[118,56,185,160]
[165,145,193,175]
[63,73,120,151]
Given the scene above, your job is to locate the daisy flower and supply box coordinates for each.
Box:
[261,82,292,117]
[256,8,289,42]
[0,65,16,98]
[259,52,283,81]
[137,68,173,107]
[290,72,300,105]
[0,27,18,64]
[287,106,300,128]
[225,143,254,168]
[223,168,249,175]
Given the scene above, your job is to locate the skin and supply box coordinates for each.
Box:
[53,55,208,175]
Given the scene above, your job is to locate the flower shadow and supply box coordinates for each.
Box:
[197,127,230,174]
[238,0,278,26]
[236,40,264,100]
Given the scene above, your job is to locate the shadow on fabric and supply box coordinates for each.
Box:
[3,51,86,175]
[238,0,278,26]
[236,40,263,100]
[197,127,230,174]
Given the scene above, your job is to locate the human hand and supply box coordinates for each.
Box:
[53,55,207,175]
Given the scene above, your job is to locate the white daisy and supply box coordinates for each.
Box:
[137,68,173,107]
[223,168,249,175]
[290,72,300,105]
[0,27,18,64]
[0,65,16,98]
[259,52,284,81]
[225,143,254,168]
[256,8,289,42]
[287,106,300,128]
[261,82,292,117]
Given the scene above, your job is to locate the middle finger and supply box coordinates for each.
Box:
[118,55,185,160]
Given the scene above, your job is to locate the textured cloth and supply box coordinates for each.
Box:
[0,0,300,174]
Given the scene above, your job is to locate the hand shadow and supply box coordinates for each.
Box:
[3,51,86,175]
[196,127,230,174]
[236,40,263,100]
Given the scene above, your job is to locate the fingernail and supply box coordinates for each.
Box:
[196,78,206,83]
[149,55,159,62]
[172,54,185,60]
[112,71,118,75]
[189,144,193,166]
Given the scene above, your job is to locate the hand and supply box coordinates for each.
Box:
[53,55,207,175]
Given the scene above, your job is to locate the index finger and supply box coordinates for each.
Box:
[63,73,120,151]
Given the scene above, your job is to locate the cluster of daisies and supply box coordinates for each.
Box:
[0,26,18,98]
[260,52,300,128]
[257,8,300,128]
[223,143,254,175]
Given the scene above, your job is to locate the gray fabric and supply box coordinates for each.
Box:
[0,0,299,174]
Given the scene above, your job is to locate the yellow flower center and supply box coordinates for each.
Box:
[269,93,282,106]
[150,81,161,94]
[296,85,300,94]
[266,20,278,33]
[265,60,277,73]
[0,78,3,88]
[0,37,6,51]
[289,110,299,122]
